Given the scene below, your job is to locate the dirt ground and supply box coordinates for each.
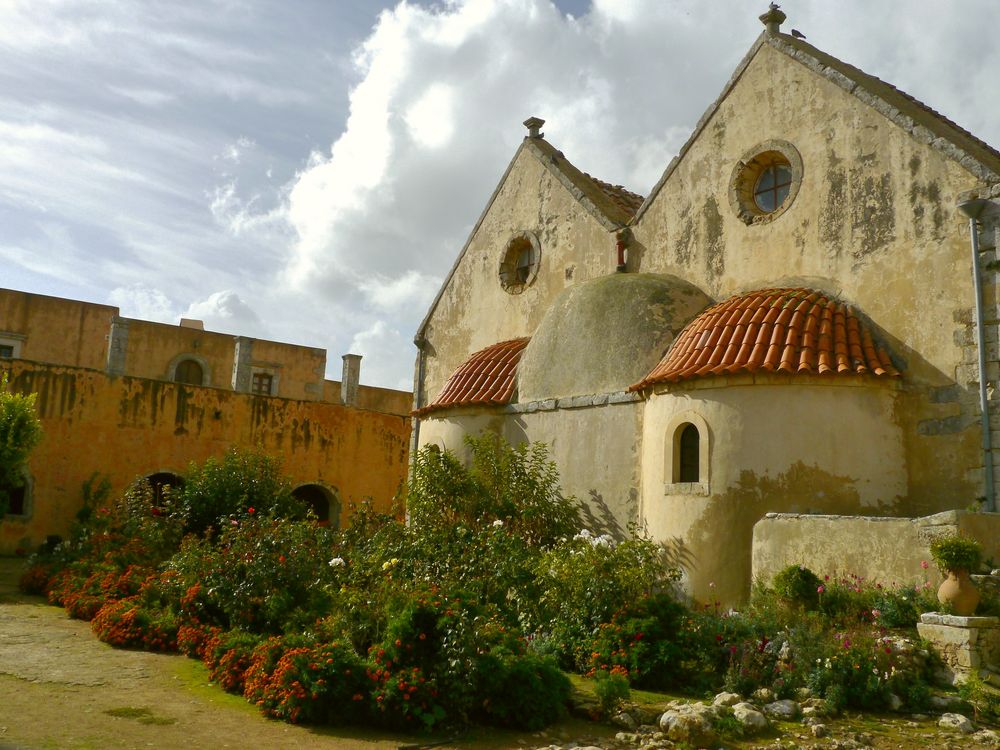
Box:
[0,557,609,750]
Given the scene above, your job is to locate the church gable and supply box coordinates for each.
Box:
[416,125,642,409]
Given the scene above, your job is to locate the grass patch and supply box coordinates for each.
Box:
[103,706,175,725]
[170,657,260,715]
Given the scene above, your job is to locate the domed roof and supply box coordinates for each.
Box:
[415,338,529,416]
[630,287,900,390]
[517,273,711,401]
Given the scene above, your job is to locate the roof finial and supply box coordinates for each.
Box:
[523,116,545,139]
[759,3,786,35]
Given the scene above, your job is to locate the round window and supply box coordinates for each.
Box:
[499,231,540,294]
[729,140,802,225]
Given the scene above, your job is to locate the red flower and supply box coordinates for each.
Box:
[248,507,255,514]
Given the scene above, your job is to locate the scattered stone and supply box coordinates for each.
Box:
[887,693,903,711]
[974,728,1000,746]
[751,687,775,704]
[658,704,718,748]
[713,690,742,706]
[762,699,800,720]
[611,712,636,731]
[732,702,769,734]
[810,723,828,738]
[794,686,813,700]
[939,712,975,733]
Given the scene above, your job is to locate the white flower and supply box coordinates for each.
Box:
[492,519,504,527]
[573,529,593,541]
[328,557,346,568]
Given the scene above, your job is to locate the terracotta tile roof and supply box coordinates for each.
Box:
[630,288,900,390]
[414,338,530,416]
[585,174,645,218]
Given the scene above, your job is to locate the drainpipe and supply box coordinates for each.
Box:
[958,197,996,511]
[410,336,427,480]
[615,228,630,273]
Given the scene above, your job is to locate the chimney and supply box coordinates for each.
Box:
[179,318,205,330]
[523,116,545,139]
[341,353,362,407]
[759,3,786,35]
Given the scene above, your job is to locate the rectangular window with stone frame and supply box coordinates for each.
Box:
[251,372,273,396]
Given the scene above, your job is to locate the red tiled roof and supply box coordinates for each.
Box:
[414,338,530,416]
[585,173,645,218]
[630,288,900,390]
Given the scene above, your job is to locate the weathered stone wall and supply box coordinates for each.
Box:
[417,395,643,536]
[0,360,411,554]
[631,41,991,510]
[752,510,1000,590]
[641,377,906,605]
[0,289,116,370]
[417,145,617,410]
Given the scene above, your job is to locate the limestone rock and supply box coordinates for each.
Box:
[887,693,903,711]
[811,723,829,738]
[712,690,742,706]
[974,728,1000,746]
[751,687,775,704]
[938,712,975,733]
[732,701,769,734]
[762,698,800,719]
[657,704,718,747]
[611,712,637,731]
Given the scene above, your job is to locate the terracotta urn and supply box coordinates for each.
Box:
[937,569,980,616]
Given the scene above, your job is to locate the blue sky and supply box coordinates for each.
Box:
[3,0,999,389]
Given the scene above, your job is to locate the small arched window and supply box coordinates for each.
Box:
[292,484,341,529]
[677,423,700,483]
[174,358,204,385]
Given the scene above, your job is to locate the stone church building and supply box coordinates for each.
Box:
[411,7,1000,604]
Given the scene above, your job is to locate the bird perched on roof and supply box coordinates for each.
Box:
[791,29,806,39]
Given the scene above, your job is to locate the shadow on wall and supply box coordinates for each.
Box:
[579,488,644,540]
[685,461,873,606]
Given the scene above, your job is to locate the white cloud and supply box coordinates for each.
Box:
[108,284,179,323]
[349,320,414,392]
[185,290,262,333]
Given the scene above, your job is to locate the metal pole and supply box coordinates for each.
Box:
[960,199,996,511]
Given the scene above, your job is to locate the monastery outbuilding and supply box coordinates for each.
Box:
[411,5,1000,605]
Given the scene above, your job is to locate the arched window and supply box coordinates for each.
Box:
[145,472,183,506]
[677,423,700,482]
[174,359,204,385]
[292,484,341,529]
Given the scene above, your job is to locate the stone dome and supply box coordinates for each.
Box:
[517,273,711,402]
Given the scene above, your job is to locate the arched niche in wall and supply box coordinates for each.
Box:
[167,353,211,386]
[292,483,341,529]
[663,411,711,496]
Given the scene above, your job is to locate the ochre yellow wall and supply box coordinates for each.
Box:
[121,319,242,389]
[0,360,410,554]
[247,338,327,401]
[0,289,115,370]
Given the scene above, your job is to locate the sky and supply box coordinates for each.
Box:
[3,0,1000,391]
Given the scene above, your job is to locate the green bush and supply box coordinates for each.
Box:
[533,532,677,665]
[0,373,42,518]
[177,448,308,537]
[478,653,569,729]
[931,534,983,574]
[772,564,823,609]
[591,668,630,717]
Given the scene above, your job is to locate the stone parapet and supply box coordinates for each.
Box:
[917,613,1000,675]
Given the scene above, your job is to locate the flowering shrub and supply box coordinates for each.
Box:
[591,666,631,717]
[167,517,336,634]
[260,641,369,724]
[91,597,178,652]
[243,636,297,707]
[18,562,53,595]
[533,531,677,665]
[585,593,687,689]
[806,631,909,710]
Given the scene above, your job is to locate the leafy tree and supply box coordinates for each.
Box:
[0,373,43,517]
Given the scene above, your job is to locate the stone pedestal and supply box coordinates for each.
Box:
[918,613,1000,683]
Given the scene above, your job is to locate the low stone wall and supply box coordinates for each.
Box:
[752,510,1000,588]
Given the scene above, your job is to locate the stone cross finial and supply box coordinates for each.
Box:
[523,116,545,139]
[759,3,786,34]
